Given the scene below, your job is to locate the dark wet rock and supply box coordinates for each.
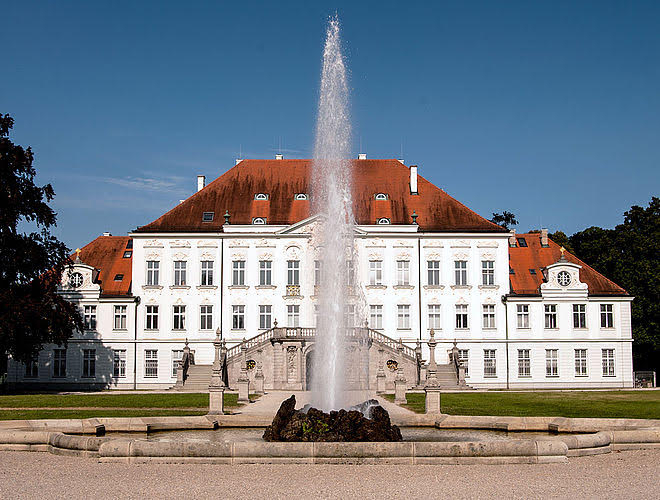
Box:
[262,395,402,442]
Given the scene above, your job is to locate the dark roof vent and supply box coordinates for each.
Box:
[114,274,124,281]
[202,212,214,222]
[517,237,528,247]
[123,251,132,258]
[529,268,536,275]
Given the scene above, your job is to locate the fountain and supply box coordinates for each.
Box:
[310,15,354,412]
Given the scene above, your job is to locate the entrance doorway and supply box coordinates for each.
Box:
[305,350,314,390]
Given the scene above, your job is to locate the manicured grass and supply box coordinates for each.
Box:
[383,391,660,419]
[0,409,208,420]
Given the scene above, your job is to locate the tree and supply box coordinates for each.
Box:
[0,114,82,368]
[490,211,518,230]
[568,198,659,373]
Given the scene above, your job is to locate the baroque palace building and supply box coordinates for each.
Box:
[7,158,634,390]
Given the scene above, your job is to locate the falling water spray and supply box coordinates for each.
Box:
[310,16,354,411]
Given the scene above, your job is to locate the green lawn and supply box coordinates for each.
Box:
[0,392,260,420]
[383,391,660,419]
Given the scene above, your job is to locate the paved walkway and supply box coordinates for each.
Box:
[1,449,658,499]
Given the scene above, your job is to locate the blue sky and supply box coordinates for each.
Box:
[3,1,659,248]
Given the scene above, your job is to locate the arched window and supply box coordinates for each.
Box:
[377,218,391,225]
[252,217,267,225]
[294,193,308,200]
[254,193,269,200]
[374,193,388,200]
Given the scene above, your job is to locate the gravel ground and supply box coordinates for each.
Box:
[0,449,658,499]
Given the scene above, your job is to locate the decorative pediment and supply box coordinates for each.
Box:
[231,252,246,260]
[146,252,161,261]
[367,238,386,248]
[285,245,301,259]
[368,252,383,261]
[477,240,498,248]
[455,297,468,305]
[170,240,191,248]
[200,252,215,261]
[483,296,497,305]
[172,252,188,261]
[256,238,276,248]
[453,252,469,261]
[481,252,495,261]
[143,239,163,248]
[451,240,471,248]
[174,297,185,305]
[59,264,99,293]
[197,240,218,248]
[396,253,411,260]
[426,252,441,260]
[259,252,273,260]
[228,240,249,248]
[540,261,588,298]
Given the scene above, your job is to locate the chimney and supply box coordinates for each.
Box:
[235,158,242,165]
[410,165,418,195]
[358,153,367,160]
[541,228,549,247]
[275,154,283,160]
[397,159,405,164]
[197,175,206,192]
[509,229,517,247]
[102,232,112,237]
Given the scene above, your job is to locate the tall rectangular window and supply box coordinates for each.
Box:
[428,305,441,330]
[454,260,467,286]
[482,304,496,329]
[455,304,468,329]
[575,349,587,377]
[458,349,469,377]
[287,260,300,286]
[83,305,97,330]
[427,260,440,286]
[573,304,587,328]
[600,304,614,328]
[146,261,159,286]
[173,261,187,286]
[484,350,496,378]
[259,305,272,329]
[200,261,214,286]
[344,304,356,327]
[544,304,557,329]
[173,305,186,330]
[232,305,245,329]
[516,304,530,329]
[145,350,158,378]
[53,349,66,378]
[546,349,559,377]
[287,305,300,327]
[172,350,183,377]
[518,349,531,377]
[396,261,410,286]
[370,305,383,329]
[602,349,615,377]
[314,260,321,287]
[369,260,383,285]
[397,305,411,329]
[114,305,127,330]
[145,305,159,330]
[200,305,213,330]
[113,349,126,378]
[25,358,38,378]
[259,260,272,286]
[82,349,96,378]
[232,260,245,286]
[481,260,495,286]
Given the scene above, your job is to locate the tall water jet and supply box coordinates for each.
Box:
[310,16,354,411]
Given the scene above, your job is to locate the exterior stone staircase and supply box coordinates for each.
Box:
[173,364,212,392]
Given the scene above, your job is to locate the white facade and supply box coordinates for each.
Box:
[7,217,634,389]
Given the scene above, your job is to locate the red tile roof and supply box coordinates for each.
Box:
[135,159,506,233]
[509,233,627,296]
[73,236,133,297]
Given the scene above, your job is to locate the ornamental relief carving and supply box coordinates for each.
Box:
[256,238,275,248]
[231,252,246,260]
[197,240,218,248]
[173,252,188,261]
[285,245,301,259]
[428,296,440,304]
[426,252,441,260]
[481,252,495,261]
[396,253,411,260]
[423,242,444,248]
[451,240,471,248]
[259,252,273,260]
[367,238,385,247]
[146,297,158,305]
[174,297,185,305]
[483,296,496,305]
[200,252,214,261]
[143,287,162,296]
[229,240,248,248]
[368,252,383,261]
[170,240,191,248]
[143,240,163,248]
[455,297,468,305]
[454,252,469,261]
[146,252,161,261]
[477,240,498,248]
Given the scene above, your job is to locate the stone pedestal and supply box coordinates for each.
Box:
[237,339,250,403]
[208,386,225,415]
[376,347,386,394]
[425,387,441,413]
[394,377,407,404]
[254,371,265,395]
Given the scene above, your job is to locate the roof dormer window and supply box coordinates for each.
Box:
[374,193,388,200]
[114,274,124,281]
[377,218,391,225]
[294,193,308,200]
[123,251,132,258]
[202,212,214,222]
[254,193,269,200]
[252,217,266,225]
[517,237,528,247]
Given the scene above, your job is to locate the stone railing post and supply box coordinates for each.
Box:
[208,328,225,415]
[394,340,407,404]
[237,338,250,403]
[376,347,386,394]
[425,329,442,414]
[254,347,265,395]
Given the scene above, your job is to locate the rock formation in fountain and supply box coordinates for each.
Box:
[310,16,354,411]
[263,395,403,442]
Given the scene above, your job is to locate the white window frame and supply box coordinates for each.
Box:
[344,304,356,327]
[145,350,158,378]
[173,305,186,331]
[146,260,159,286]
[199,305,213,330]
[370,305,383,330]
[397,305,411,330]
[546,349,559,377]
[455,304,468,329]
[481,260,495,286]
[544,304,558,329]
[575,349,588,377]
[200,261,214,286]
[516,304,530,329]
[172,350,183,378]
[427,260,440,286]
[396,260,410,286]
[82,349,96,378]
[602,349,615,377]
[113,349,126,378]
[83,305,97,330]
[458,349,469,377]
[518,349,531,378]
[484,349,497,378]
[259,260,272,286]
[145,305,159,330]
[454,260,468,286]
[232,260,245,286]
[600,304,614,329]
[259,305,272,330]
[53,349,66,378]
[428,304,441,330]
[573,304,587,329]
[287,305,300,327]
[173,260,187,286]
[114,305,127,330]
[369,260,383,286]
[287,260,300,286]
[232,305,245,330]
[482,304,496,329]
